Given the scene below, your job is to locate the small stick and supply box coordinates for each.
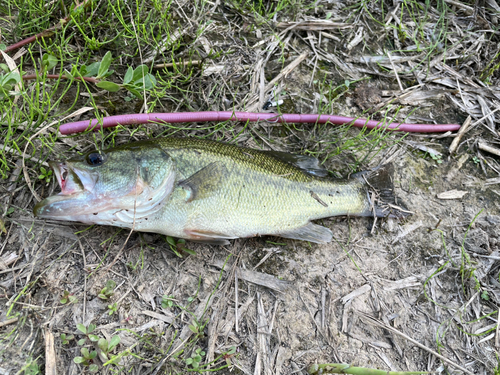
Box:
[449,115,471,154]
[321,286,327,330]
[78,240,87,324]
[443,0,474,13]
[3,145,50,167]
[478,141,500,157]
[3,0,91,54]
[495,310,500,348]
[22,74,99,84]
[469,106,500,131]
[0,317,18,328]
[153,60,202,69]
[359,313,474,375]
[234,269,239,334]
[45,329,57,375]
[245,52,309,112]
[387,51,403,92]
[4,27,63,52]
[308,363,427,375]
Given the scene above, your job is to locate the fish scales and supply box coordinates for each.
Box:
[147,139,366,238]
[154,138,313,182]
[34,138,396,244]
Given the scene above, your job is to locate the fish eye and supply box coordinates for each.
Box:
[86,152,106,166]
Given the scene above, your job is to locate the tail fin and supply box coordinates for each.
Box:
[353,163,410,219]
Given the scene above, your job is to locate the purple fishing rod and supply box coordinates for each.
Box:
[58,111,461,135]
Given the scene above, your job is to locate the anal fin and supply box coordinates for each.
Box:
[185,229,237,246]
[190,238,232,246]
[278,222,332,243]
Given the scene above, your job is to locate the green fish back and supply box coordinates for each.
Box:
[151,138,317,183]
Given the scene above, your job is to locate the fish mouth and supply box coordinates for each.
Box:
[48,160,91,196]
[50,161,75,195]
[34,161,95,219]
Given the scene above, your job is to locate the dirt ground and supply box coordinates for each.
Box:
[3,144,500,375]
[1,1,500,375]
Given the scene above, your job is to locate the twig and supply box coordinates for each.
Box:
[153,60,202,69]
[22,74,99,84]
[308,363,427,375]
[3,145,50,167]
[276,21,352,30]
[244,52,308,112]
[77,240,87,324]
[449,115,471,154]
[212,259,288,293]
[0,317,18,327]
[3,0,91,54]
[0,252,20,270]
[443,0,474,13]
[359,312,475,375]
[495,310,500,349]
[478,141,500,157]
[234,269,239,334]
[299,290,328,343]
[44,329,57,375]
[387,51,403,91]
[22,107,95,202]
[321,286,327,330]
[469,106,500,131]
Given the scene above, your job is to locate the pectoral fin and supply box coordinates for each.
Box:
[277,222,332,243]
[178,162,226,202]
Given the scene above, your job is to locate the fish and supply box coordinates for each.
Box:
[34,138,401,245]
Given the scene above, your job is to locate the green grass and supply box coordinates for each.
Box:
[0,0,407,174]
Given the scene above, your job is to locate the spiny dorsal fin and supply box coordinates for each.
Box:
[262,150,328,177]
[178,162,226,202]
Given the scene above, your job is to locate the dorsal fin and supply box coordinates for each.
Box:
[178,162,226,202]
[262,150,328,177]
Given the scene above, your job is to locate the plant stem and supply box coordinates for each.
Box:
[58,111,461,135]
[4,29,60,53]
[308,363,428,375]
[3,0,91,54]
[22,74,99,84]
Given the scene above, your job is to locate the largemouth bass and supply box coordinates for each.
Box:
[34,138,398,244]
